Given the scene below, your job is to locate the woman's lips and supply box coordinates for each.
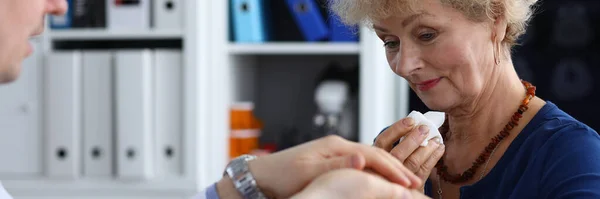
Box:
[416,78,442,91]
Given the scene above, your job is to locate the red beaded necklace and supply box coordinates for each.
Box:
[435,80,536,184]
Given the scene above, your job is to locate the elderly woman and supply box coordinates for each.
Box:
[330,0,600,198]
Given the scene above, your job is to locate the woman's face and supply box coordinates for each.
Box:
[373,0,497,111]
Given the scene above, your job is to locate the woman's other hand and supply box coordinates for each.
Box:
[374,117,446,188]
[248,135,422,198]
[291,169,431,199]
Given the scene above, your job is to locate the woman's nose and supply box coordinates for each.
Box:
[394,44,423,77]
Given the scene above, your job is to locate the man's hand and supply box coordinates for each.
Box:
[291,169,431,199]
[247,135,422,198]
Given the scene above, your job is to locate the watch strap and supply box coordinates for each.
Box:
[224,155,268,199]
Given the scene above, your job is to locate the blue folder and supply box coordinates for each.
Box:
[231,0,269,43]
[49,0,72,29]
[286,0,329,41]
[329,13,359,42]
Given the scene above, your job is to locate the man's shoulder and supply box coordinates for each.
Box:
[0,181,14,199]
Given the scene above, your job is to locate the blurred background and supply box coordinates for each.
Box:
[0,0,597,198]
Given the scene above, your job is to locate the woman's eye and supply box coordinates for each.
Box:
[383,41,400,50]
[419,32,436,41]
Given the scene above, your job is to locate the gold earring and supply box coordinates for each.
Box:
[494,42,501,65]
[497,43,502,65]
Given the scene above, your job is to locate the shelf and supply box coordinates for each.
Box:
[48,29,183,40]
[228,43,360,55]
[3,178,195,196]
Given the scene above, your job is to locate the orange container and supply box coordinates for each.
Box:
[229,102,262,160]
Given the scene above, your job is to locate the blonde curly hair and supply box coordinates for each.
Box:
[329,0,539,47]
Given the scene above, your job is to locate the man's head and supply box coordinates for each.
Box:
[0,0,67,83]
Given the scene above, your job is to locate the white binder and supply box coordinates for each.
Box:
[154,50,183,178]
[114,50,154,180]
[44,51,82,178]
[107,0,150,30]
[0,39,42,176]
[153,0,183,30]
[82,51,113,177]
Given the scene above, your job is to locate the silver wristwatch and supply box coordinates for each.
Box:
[224,155,268,199]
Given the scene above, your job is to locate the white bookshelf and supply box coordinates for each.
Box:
[48,29,183,40]
[228,43,360,55]
[5,178,194,196]
[2,0,207,199]
[212,0,408,148]
[0,0,411,198]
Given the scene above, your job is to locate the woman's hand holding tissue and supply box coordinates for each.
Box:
[246,135,422,198]
[374,116,446,188]
[291,169,430,199]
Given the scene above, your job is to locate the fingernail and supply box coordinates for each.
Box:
[430,139,440,147]
[402,117,414,126]
[437,144,445,151]
[349,154,361,169]
[419,125,429,135]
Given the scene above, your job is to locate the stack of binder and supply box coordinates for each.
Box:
[43,49,184,180]
[230,0,359,43]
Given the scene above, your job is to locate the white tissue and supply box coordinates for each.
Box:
[399,111,445,147]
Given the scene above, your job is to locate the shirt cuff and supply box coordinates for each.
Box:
[191,183,220,199]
